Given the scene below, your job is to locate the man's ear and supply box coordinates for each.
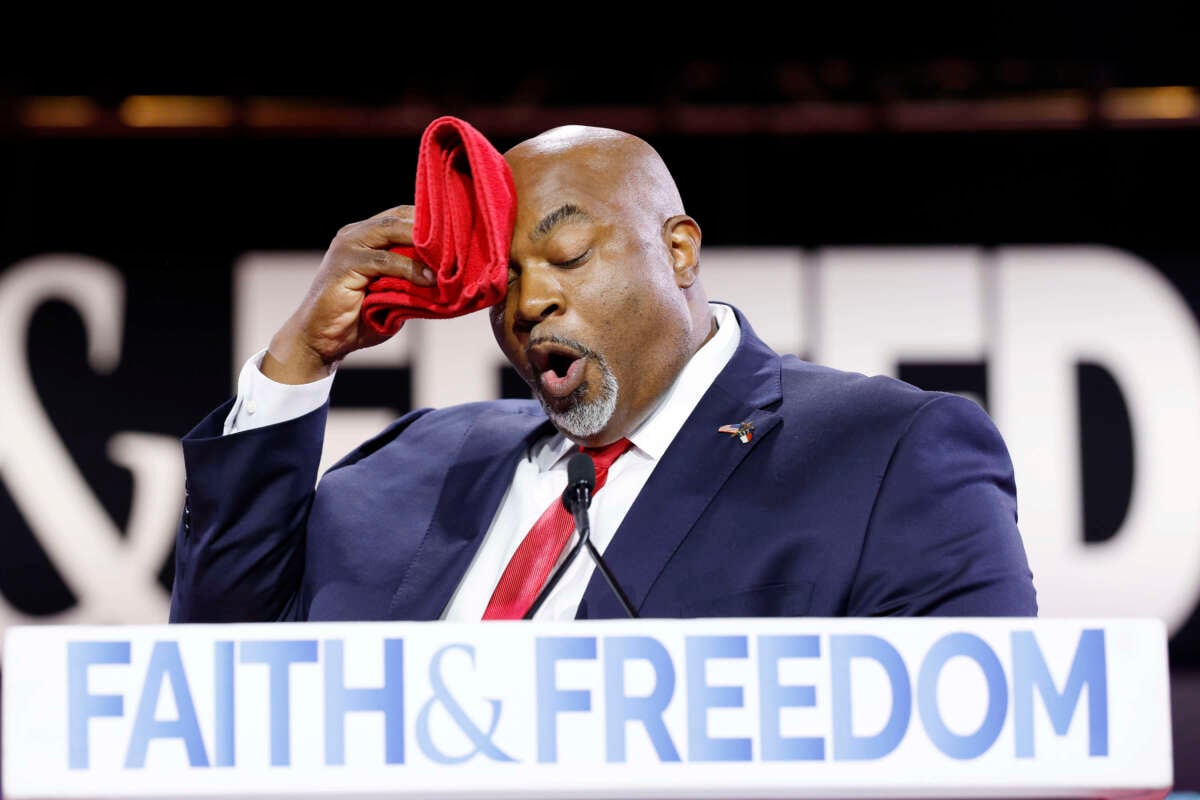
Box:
[665,215,702,288]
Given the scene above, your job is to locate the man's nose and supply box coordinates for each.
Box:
[513,263,564,327]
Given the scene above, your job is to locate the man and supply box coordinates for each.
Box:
[170,125,1036,623]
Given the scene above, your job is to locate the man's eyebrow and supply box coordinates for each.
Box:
[531,203,593,241]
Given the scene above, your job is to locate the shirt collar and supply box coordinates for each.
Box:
[532,302,741,471]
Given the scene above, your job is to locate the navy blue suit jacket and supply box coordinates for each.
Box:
[170,307,1036,622]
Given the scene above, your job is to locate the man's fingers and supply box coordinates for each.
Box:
[357,247,436,286]
[327,205,433,286]
[341,207,417,250]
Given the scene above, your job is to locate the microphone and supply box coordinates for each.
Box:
[522,452,639,620]
[562,452,594,514]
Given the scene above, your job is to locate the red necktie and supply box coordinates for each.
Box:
[482,438,634,620]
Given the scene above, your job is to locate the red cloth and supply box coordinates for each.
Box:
[482,440,634,620]
[361,116,516,336]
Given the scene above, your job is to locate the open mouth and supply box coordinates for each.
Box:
[527,342,589,398]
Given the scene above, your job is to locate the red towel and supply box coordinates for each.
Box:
[361,116,516,336]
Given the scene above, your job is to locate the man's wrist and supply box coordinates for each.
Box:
[262,326,336,385]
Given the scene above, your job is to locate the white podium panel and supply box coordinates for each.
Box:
[3,618,1172,799]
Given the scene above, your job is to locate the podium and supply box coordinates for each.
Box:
[3,618,1172,798]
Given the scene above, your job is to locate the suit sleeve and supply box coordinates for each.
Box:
[169,398,328,623]
[846,394,1038,616]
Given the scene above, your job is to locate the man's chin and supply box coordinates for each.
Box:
[536,382,590,414]
[536,379,619,440]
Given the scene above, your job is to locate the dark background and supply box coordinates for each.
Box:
[3,41,1200,788]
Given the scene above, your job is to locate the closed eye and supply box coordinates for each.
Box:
[555,249,591,268]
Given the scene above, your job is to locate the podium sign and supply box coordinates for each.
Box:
[3,618,1172,798]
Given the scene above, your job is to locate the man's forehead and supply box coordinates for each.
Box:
[512,168,614,232]
[506,128,654,234]
[508,131,631,192]
[511,148,613,192]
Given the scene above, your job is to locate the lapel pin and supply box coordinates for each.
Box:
[718,421,755,444]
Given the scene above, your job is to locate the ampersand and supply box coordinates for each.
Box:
[0,256,181,649]
[416,643,518,764]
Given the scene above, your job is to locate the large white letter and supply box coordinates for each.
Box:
[993,246,1200,631]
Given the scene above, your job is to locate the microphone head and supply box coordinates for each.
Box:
[567,452,596,490]
[563,452,596,513]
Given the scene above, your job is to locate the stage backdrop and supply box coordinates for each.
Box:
[2,127,1199,787]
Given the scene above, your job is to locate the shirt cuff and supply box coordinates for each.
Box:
[222,348,336,435]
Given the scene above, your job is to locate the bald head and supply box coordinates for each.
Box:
[505,125,685,230]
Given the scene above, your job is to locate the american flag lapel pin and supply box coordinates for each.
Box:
[718,421,755,444]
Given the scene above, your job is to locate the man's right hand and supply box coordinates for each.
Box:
[262,206,434,385]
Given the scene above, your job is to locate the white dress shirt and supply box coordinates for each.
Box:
[223,303,740,620]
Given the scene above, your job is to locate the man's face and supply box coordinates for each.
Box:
[490,148,692,446]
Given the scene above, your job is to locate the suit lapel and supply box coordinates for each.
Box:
[580,310,785,619]
[387,407,552,620]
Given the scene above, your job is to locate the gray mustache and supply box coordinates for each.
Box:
[527,335,608,367]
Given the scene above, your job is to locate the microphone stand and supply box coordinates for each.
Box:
[580,521,638,619]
